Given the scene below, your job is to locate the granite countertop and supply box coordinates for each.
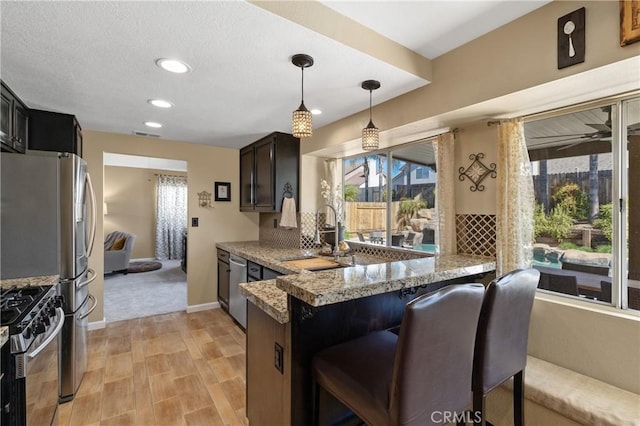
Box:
[0,327,8,347]
[218,241,393,323]
[216,241,389,274]
[239,280,289,324]
[218,241,495,320]
[0,275,59,289]
[276,254,496,307]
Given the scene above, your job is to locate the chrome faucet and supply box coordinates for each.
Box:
[314,204,341,254]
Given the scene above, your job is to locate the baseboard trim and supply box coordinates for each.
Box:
[88,317,106,330]
[187,302,220,313]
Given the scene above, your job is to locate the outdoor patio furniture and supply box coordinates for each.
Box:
[599,280,612,303]
[422,228,435,244]
[391,234,404,247]
[370,231,384,244]
[534,265,611,296]
[357,231,366,242]
[628,287,640,310]
[402,231,416,248]
[541,272,579,296]
[562,261,609,277]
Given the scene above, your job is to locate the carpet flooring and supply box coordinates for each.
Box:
[104,259,186,323]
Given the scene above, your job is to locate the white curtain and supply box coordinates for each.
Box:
[155,175,187,260]
[496,119,535,275]
[435,131,456,255]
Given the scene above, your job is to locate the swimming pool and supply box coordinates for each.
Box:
[414,243,438,254]
[532,259,562,269]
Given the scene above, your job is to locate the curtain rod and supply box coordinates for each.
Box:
[154,173,186,178]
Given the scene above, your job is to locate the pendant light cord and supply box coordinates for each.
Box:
[369,89,372,121]
[301,66,305,103]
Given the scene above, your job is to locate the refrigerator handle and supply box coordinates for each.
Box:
[86,172,97,257]
[79,294,97,320]
[77,268,96,290]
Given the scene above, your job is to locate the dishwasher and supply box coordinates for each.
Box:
[228,254,248,329]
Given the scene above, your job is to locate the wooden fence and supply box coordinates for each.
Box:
[344,201,401,233]
[532,170,613,206]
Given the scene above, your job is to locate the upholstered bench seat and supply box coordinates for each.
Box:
[490,356,640,426]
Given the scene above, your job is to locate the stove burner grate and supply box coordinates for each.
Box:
[0,284,50,326]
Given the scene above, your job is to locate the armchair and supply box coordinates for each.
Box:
[104,231,136,274]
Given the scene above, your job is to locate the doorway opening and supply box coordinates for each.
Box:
[103,152,188,323]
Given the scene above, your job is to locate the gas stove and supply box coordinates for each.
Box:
[0,285,61,353]
[1,284,64,426]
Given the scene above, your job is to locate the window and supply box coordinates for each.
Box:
[525,97,639,311]
[342,141,437,253]
[415,166,430,179]
[623,97,639,311]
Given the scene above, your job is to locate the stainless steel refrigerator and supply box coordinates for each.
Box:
[0,151,97,403]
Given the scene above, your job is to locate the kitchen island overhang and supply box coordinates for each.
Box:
[275,254,496,308]
[245,253,496,425]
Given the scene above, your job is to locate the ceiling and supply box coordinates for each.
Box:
[0,0,550,149]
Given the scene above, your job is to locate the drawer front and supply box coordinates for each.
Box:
[217,249,229,262]
[263,268,282,280]
[247,261,262,280]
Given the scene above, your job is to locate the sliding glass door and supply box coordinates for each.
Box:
[342,141,437,254]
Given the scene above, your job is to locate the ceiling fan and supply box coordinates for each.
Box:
[529,106,640,150]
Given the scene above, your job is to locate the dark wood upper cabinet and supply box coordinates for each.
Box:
[28,109,83,157]
[240,132,299,213]
[1,81,28,154]
[240,147,255,210]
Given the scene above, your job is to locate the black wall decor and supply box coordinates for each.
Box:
[215,182,231,201]
[558,7,585,69]
[458,153,497,192]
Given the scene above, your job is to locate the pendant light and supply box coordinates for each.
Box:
[291,54,314,138]
[361,80,381,150]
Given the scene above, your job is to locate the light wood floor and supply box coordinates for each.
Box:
[57,309,248,426]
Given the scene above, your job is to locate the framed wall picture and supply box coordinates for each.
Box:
[557,7,585,69]
[215,182,231,201]
[620,0,640,46]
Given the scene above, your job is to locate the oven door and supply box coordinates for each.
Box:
[20,307,65,426]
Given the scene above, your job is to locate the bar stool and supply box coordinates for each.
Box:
[470,268,540,426]
[312,284,485,426]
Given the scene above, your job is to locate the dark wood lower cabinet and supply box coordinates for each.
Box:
[246,302,291,425]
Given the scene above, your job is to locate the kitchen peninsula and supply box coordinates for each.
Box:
[218,241,495,425]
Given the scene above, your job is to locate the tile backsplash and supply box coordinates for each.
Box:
[260,212,497,259]
[259,213,301,248]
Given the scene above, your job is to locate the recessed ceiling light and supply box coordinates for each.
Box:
[311,109,322,115]
[148,99,173,108]
[155,58,191,74]
[144,121,163,128]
